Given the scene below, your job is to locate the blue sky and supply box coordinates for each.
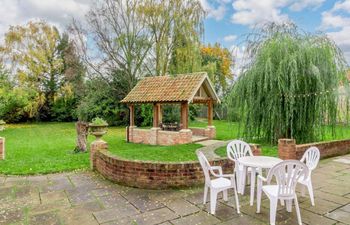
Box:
[201,0,350,67]
[0,0,349,66]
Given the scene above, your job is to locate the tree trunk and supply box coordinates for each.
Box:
[75,121,89,152]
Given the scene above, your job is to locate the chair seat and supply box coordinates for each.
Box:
[211,177,232,189]
[262,185,296,199]
[262,185,279,197]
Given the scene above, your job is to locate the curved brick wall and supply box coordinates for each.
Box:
[92,147,233,189]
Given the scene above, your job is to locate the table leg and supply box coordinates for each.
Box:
[250,167,256,206]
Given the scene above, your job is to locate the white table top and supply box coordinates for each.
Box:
[237,156,283,169]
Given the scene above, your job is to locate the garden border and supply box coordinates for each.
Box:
[90,140,261,189]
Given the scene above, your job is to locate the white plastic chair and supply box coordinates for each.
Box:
[227,140,253,194]
[299,147,320,206]
[197,151,240,214]
[257,160,309,225]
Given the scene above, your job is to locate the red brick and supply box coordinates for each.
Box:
[91,145,233,189]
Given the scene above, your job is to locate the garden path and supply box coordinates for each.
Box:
[0,155,350,225]
[197,140,228,160]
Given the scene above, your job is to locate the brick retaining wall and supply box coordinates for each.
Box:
[91,139,263,189]
[278,138,350,160]
[0,137,4,160]
[91,140,233,189]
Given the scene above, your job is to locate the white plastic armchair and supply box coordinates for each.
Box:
[257,160,309,225]
[299,147,320,206]
[197,151,240,214]
[227,140,253,194]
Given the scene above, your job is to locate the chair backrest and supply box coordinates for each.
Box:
[266,160,309,197]
[197,151,212,184]
[300,147,320,171]
[227,140,253,162]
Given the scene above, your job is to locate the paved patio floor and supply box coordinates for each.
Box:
[1,154,350,225]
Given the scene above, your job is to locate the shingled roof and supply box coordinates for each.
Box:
[121,72,220,103]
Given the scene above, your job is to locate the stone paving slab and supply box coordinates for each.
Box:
[0,154,349,225]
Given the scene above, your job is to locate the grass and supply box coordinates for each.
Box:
[0,122,200,175]
[0,120,349,175]
[0,123,89,175]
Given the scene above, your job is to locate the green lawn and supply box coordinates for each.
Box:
[0,123,89,175]
[0,120,349,175]
[0,122,201,175]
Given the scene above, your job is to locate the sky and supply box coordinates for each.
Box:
[0,0,349,70]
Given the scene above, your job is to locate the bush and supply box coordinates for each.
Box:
[91,117,108,125]
[76,78,127,125]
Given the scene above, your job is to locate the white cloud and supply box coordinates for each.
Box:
[0,0,92,38]
[231,0,326,27]
[231,0,290,27]
[200,0,231,21]
[289,0,325,11]
[320,0,350,64]
[223,34,237,42]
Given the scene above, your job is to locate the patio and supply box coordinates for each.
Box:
[1,154,349,225]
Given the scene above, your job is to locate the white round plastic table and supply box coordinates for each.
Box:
[237,156,283,206]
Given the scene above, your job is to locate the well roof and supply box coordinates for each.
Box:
[121,72,220,104]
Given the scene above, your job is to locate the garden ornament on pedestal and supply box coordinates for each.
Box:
[89,117,108,141]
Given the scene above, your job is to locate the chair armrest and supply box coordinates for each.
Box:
[209,167,235,179]
[211,166,223,175]
[257,175,267,182]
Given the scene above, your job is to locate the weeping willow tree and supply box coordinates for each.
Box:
[229,23,348,143]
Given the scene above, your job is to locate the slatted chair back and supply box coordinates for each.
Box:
[300,147,320,171]
[266,160,309,198]
[226,140,253,162]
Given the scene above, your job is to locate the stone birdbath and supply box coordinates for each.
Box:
[89,117,108,141]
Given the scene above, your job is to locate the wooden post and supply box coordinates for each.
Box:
[129,104,135,127]
[208,99,213,126]
[153,103,159,127]
[158,104,162,124]
[181,102,189,129]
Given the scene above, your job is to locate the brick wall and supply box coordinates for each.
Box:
[278,139,297,160]
[90,140,108,170]
[190,126,216,139]
[278,138,350,160]
[128,127,193,146]
[94,150,233,189]
[190,127,206,136]
[0,137,4,160]
[91,140,234,189]
[296,139,350,159]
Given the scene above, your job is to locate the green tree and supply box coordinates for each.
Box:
[228,23,348,143]
[52,33,86,121]
[139,0,205,76]
[0,65,30,122]
[0,21,84,121]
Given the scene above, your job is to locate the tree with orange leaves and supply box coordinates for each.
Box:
[201,43,233,94]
